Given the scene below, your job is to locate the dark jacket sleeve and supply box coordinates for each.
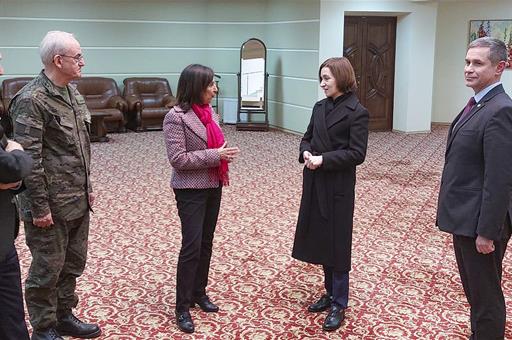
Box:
[476,107,512,240]
[0,148,34,183]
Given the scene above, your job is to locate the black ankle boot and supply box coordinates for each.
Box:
[193,295,219,312]
[323,303,345,331]
[176,311,194,333]
[56,313,101,338]
[31,328,63,340]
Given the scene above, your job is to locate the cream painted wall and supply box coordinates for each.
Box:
[264,0,320,132]
[432,0,512,123]
[319,0,437,133]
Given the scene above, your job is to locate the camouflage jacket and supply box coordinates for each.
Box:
[10,71,92,221]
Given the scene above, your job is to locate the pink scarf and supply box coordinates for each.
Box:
[191,103,229,186]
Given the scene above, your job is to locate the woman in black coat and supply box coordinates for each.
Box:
[292,57,369,331]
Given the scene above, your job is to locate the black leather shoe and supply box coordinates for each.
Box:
[31,328,64,340]
[56,314,101,338]
[323,303,345,331]
[176,311,194,333]
[192,295,219,312]
[308,294,332,312]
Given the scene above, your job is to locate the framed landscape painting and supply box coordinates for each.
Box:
[469,19,512,68]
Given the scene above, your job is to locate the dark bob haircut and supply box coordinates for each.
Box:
[176,64,215,111]
[318,57,357,94]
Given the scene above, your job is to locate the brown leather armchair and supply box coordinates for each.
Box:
[123,77,176,131]
[2,77,33,110]
[71,77,128,132]
[1,77,33,134]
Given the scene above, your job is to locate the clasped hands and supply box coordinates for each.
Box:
[218,142,240,163]
[303,151,323,170]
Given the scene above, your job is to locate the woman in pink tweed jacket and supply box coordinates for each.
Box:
[163,64,239,334]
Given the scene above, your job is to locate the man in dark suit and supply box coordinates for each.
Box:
[1,48,33,340]
[437,37,512,340]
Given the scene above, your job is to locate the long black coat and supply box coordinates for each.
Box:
[292,93,369,271]
[0,147,33,261]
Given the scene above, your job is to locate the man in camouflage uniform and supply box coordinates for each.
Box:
[10,31,101,340]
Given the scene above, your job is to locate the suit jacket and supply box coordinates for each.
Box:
[292,93,369,271]
[0,147,33,261]
[437,84,512,240]
[163,105,222,189]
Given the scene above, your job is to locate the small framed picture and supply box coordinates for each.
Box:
[469,19,512,68]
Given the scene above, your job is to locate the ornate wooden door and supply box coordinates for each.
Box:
[343,16,396,131]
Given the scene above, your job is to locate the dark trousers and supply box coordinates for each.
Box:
[174,187,222,313]
[0,245,30,340]
[25,213,89,330]
[453,219,511,340]
[323,265,349,309]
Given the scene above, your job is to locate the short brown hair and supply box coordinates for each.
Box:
[176,64,215,111]
[319,57,357,93]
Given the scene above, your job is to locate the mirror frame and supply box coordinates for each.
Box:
[239,38,267,110]
[236,38,269,131]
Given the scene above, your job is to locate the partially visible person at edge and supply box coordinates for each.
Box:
[163,64,240,334]
[292,57,369,332]
[9,31,101,340]
[436,37,512,340]
[0,52,33,340]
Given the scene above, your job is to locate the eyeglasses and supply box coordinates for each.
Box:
[59,54,84,63]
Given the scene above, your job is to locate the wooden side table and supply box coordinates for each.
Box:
[90,111,111,142]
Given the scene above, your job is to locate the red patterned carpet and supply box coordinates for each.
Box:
[15,125,512,339]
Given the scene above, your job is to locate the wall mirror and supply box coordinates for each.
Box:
[237,38,269,131]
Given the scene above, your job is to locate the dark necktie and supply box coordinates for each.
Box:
[455,96,476,128]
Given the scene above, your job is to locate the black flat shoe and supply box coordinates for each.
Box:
[323,303,345,331]
[176,311,194,333]
[192,295,219,312]
[308,294,332,313]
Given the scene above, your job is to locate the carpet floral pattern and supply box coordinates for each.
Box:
[15,125,512,339]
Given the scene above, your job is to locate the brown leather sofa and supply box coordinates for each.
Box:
[123,77,176,131]
[71,77,128,132]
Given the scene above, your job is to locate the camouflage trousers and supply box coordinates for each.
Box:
[24,212,90,331]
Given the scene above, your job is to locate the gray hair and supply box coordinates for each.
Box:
[39,31,77,66]
[468,37,507,65]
